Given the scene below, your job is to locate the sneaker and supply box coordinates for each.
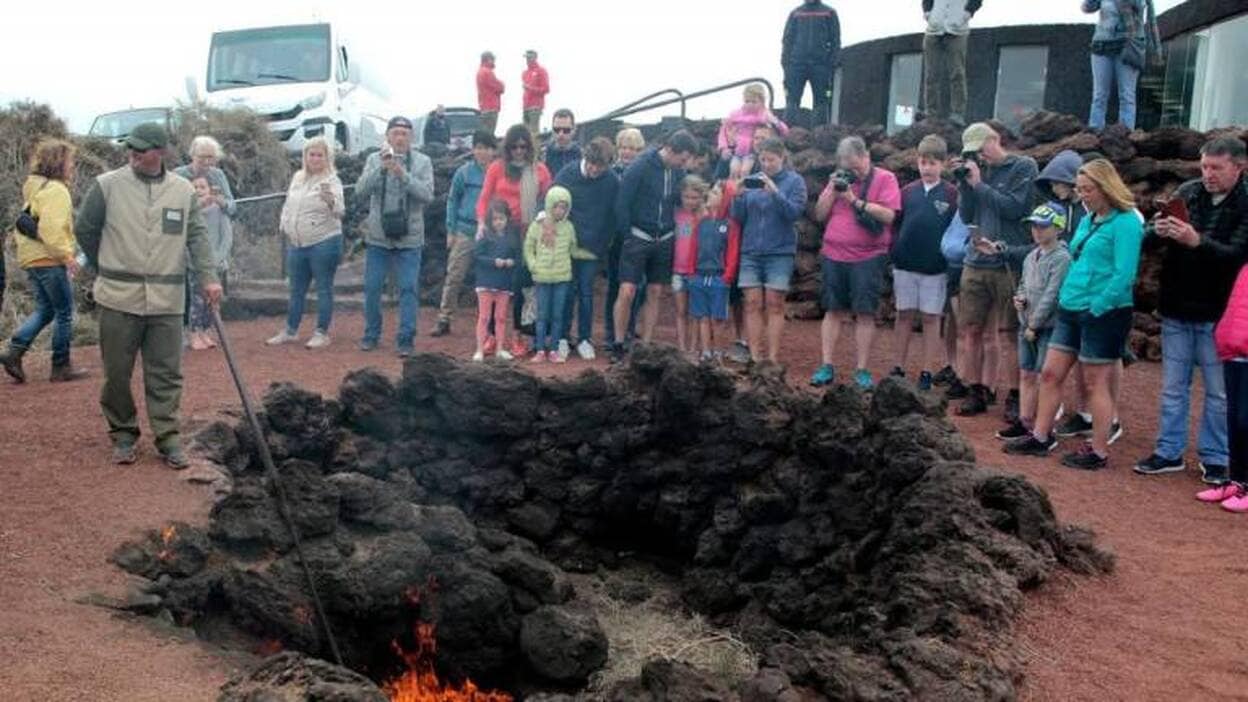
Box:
[472,350,485,362]
[496,349,514,361]
[608,343,627,365]
[510,338,529,358]
[810,364,835,387]
[996,420,1031,441]
[1054,412,1093,438]
[396,346,414,359]
[305,331,331,349]
[986,388,998,406]
[1197,483,1243,503]
[917,370,933,392]
[1106,421,1124,446]
[160,446,190,470]
[430,318,451,337]
[357,339,378,352]
[111,441,138,465]
[1221,491,1248,514]
[1200,462,1230,485]
[483,335,498,355]
[728,340,751,364]
[266,330,298,346]
[932,365,957,386]
[957,384,989,416]
[577,339,596,361]
[531,351,547,364]
[889,366,906,378]
[854,369,874,390]
[699,350,715,363]
[1061,445,1108,471]
[1133,454,1185,476]
[556,339,571,362]
[945,377,969,399]
[1004,389,1020,424]
[551,351,567,364]
[1004,433,1058,456]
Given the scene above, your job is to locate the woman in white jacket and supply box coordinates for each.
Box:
[267,137,345,349]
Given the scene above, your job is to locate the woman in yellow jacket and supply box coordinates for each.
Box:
[0,139,86,384]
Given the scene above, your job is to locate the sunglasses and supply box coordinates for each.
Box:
[552,127,573,135]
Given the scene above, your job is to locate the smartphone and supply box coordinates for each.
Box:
[1155,196,1189,223]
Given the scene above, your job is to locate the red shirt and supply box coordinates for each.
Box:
[476,160,553,229]
[522,63,549,111]
[477,65,504,112]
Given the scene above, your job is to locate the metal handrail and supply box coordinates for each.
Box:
[600,88,687,121]
[582,77,777,129]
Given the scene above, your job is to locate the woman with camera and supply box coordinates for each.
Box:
[266,136,346,350]
[0,139,87,384]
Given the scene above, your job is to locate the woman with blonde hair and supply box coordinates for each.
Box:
[1005,159,1144,470]
[267,136,345,349]
[0,139,87,383]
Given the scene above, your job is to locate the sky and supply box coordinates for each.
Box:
[0,0,1187,134]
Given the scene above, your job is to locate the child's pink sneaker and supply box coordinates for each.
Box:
[530,351,547,364]
[551,352,567,364]
[1196,483,1244,503]
[1221,488,1248,514]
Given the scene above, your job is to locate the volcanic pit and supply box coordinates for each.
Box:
[110,347,1113,701]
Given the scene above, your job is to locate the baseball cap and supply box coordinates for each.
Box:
[961,122,997,153]
[124,122,169,151]
[386,115,413,132]
[1025,203,1068,230]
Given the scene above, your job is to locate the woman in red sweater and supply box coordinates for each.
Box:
[476,124,552,356]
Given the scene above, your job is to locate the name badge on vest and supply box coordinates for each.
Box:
[162,208,184,235]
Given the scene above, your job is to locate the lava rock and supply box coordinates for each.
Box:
[209,460,339,553]
[338,368,403,439]
[217,652,387,702]
[519,605,609,684]
[608,659,741,702]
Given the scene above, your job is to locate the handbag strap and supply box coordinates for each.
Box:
[379,153,409,218]
[1072,214,1112,260]
[22,177,52,212]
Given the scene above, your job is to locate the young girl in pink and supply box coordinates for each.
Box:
[718,84,789,179]
[672,176,709,353]
[1197,264,1248,512]
[472,200,520,361]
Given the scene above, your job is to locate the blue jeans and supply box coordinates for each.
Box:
[1089,52,1140,130]
[11,266,74,365]
[286,235,342,334]
[1155,317,1228,465]
[561,258,600,342]
[363,244,423,349]
[534,282,570,352]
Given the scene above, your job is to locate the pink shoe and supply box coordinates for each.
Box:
[551,352,567,364]
[483,335,497,355]
[1197,483,1244,503]
[1221,489,1248,514]
[530,351,547,364]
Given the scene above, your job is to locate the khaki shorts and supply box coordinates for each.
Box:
[958,266,1018,332]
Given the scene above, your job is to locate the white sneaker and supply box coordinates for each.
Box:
[557,339,571,362]
[577,339,596,361]
[266,330,298,346]
[305,331,331,349]
[496,349,514,361]
[472,350,485,362]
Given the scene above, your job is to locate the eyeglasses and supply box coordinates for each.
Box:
[552,127,573,135]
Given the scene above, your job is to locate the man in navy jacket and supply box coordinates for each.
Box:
[781,0,841,126]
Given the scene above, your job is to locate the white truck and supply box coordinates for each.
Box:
[201,22,394,155]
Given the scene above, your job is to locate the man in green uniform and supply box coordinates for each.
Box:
[76,123,223,468]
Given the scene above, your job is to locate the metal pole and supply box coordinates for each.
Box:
[209,306,344,666]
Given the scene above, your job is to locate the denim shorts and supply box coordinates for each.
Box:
[688,276,729,320]
[1018,327,1055,373]
[738,253,795,292]
[1049,306,1134,364]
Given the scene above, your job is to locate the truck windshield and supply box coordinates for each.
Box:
[207,24,331,92]
[89,108,169,139]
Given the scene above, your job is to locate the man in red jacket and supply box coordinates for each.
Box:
[522,50,549,137]
[477,51,505,136]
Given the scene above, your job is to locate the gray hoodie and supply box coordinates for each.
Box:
[1016,241,1072,331]
[355,148,435,249]
[960,153,1039,270]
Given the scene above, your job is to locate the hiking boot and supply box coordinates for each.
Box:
[932,365,957,386]
[50,364,89,383]
[854,369,874,390]
[576,339,596,361]
[889,366,905,378]
[996,420,1031,441]
[1003,389,1020,423]
[957,384,989,416]
[810,364,835,387]
[1055,412,1093,438]
[0,345,27,384]
[1200,462,1230,485]
[160,446,190,470]
[1003,433,1058,456]
[1133,453,1184,476]
[945,377,969,399]
[917,370,933,392]
[1062,444,1108,471]
[430,318,451,337]
[1197,482,1242,503]
[112,441,138,465]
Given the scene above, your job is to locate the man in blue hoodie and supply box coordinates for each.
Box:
[610,130,698,362]
[433,131,497,337]
[556,137,619,360]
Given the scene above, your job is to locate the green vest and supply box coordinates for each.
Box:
[93,168,197,316]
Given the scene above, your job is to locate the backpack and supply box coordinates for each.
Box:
[941,210,970,266]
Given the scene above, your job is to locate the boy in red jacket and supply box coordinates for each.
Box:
[688,181,742,361]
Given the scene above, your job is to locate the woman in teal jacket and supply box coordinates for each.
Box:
[1006,159,1143,470]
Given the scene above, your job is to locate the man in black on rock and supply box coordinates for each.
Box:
[781,0,841,127]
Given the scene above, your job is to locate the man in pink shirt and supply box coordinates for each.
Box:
[812,136,902,389]
[476,51,505,136]
[522,50,550,137]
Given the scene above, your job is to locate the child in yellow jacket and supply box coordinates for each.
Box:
[524,186,577,362]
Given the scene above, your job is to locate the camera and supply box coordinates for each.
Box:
[831,169,858,192]
[742,174,766,190]
[953,152,982,182]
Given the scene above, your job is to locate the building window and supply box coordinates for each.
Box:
[994,46,1049,131]
[831,67,843,124]
[887,53,922,135]
[1163,12,1248,130]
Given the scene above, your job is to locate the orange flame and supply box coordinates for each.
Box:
[156,525,177,562]
[382,582,513,702]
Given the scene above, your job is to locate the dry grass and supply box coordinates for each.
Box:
[571,566,758,695]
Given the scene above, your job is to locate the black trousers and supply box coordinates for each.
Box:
[1228,361,1248,484]
[783,62,835,126]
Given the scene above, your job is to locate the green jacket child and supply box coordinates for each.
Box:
[524,186,578,284]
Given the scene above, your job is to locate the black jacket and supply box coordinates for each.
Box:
[782,2,841,67]
[1158,174,1248,322]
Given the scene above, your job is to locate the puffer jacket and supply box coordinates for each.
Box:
[1215,264,1248,361]
[524,187,577,284]
[781,1,840,67]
